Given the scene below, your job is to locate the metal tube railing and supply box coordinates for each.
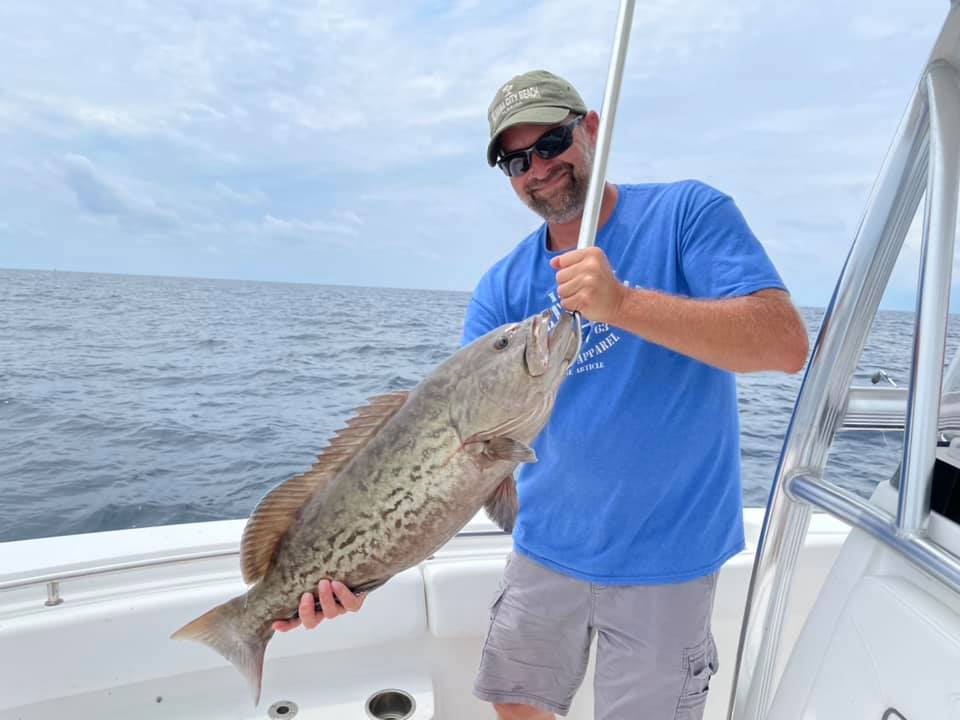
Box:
[0,528,507,596]
[729,7,960,719]
[842,387,908,430]
[899,60,960,536]
[790,473,960,593]
[727,27,934,720]
[577,0,635,250]
[844,388,960,432]
[0,548,240,593]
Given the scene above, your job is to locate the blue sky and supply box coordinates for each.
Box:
[0,1,952,310]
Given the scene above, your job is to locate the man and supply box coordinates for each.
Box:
[276,70,809,720]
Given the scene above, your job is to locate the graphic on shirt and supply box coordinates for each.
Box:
[543,281,632,376]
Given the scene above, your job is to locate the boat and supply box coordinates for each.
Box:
[4,3,960,719]
[0,503,850,720]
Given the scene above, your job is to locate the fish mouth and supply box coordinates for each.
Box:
[549,311,582,366]
[525,310,581,377]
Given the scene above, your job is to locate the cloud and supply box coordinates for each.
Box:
[60,154,180,230]
[850,16,907,41]
[0,93,28,133]
[777,217,847,234]
[0,0,951,306]
[0,0,757,173]
[260,213,361,244]
[214,181,267,205]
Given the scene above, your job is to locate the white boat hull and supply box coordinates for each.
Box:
[0,508,849,719]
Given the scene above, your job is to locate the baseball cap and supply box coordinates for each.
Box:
[486,70,588,166]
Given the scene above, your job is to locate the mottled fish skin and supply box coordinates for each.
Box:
[256,384,486,612]
[171,310,581,704]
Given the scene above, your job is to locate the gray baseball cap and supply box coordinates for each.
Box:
[486,70,587,166]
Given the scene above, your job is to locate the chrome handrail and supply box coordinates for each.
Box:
[578,0,635,250]
[789,473,960,592]
[843,387,960,432]
[0,529,507,595]
[899,59,960,535]
[728,6,960,720]
[0,548,240,593]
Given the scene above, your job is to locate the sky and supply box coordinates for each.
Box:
[0,0,954,310]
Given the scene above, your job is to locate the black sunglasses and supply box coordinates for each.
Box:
[497,115,584,178]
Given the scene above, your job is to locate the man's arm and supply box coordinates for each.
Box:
[550,247,809,374]
[609,286,808,373]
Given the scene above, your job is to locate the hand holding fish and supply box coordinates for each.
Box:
[550,247,627,324]
[272,579,366,632]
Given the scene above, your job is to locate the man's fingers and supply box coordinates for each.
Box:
[275,580,367,632]
[557,274,592,301]
[550,246,609,271]
[273,580,367,632]
[560,291,586,314]
[553,265,579,286]
[554,253,612,289]
[316,579,344,618]
[332,581,364,611]
[299,591,323,629]
[550,249,586,271]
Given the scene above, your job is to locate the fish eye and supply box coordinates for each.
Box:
[494,336,509,350]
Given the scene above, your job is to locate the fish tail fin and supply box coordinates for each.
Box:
[171,594,274,705]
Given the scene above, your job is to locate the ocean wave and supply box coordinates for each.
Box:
[3,268,956,542]
[23,323,70,332]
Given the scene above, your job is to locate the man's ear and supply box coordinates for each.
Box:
[584,110,601,141]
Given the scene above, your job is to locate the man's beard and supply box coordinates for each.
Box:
[522,143,594,224]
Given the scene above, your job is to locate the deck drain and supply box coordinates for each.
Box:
[267,700,299,719]
[365,688,415,720]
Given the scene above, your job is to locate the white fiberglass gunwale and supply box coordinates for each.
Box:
[0,511,505,600]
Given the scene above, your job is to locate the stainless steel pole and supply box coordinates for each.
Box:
[576,0,635,250]
[727,56,933,720]
[898,60,960,537]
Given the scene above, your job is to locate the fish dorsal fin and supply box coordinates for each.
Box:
[239,391,409,584]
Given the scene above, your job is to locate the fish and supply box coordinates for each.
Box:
[171,309,581,703]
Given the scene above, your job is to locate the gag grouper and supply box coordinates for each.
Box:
[172,309,582,703]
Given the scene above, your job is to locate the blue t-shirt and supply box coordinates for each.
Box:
[460,181,786,584]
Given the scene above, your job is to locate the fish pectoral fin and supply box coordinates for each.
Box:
[483,437,537,464]
[483,475,518,533]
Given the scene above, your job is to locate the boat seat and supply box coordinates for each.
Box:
[422,556,506,639]
[768,570,960,718]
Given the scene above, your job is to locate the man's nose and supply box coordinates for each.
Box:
[526,152,555,180]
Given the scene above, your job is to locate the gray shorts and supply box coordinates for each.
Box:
[473,551,719,720]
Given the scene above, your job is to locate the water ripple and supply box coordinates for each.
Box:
[1,268,958,543]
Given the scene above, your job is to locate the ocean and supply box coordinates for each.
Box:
[1,268,954,543]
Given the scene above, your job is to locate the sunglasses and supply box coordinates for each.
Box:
[497,115,584,178]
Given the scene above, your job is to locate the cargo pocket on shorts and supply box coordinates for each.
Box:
[675,634,719,720]
[478,577,509,665]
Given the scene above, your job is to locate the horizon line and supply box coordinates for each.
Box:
[0,264,933,314]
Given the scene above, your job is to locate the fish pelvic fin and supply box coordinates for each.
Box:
[484,474,518,533]
[171,594,274,705]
